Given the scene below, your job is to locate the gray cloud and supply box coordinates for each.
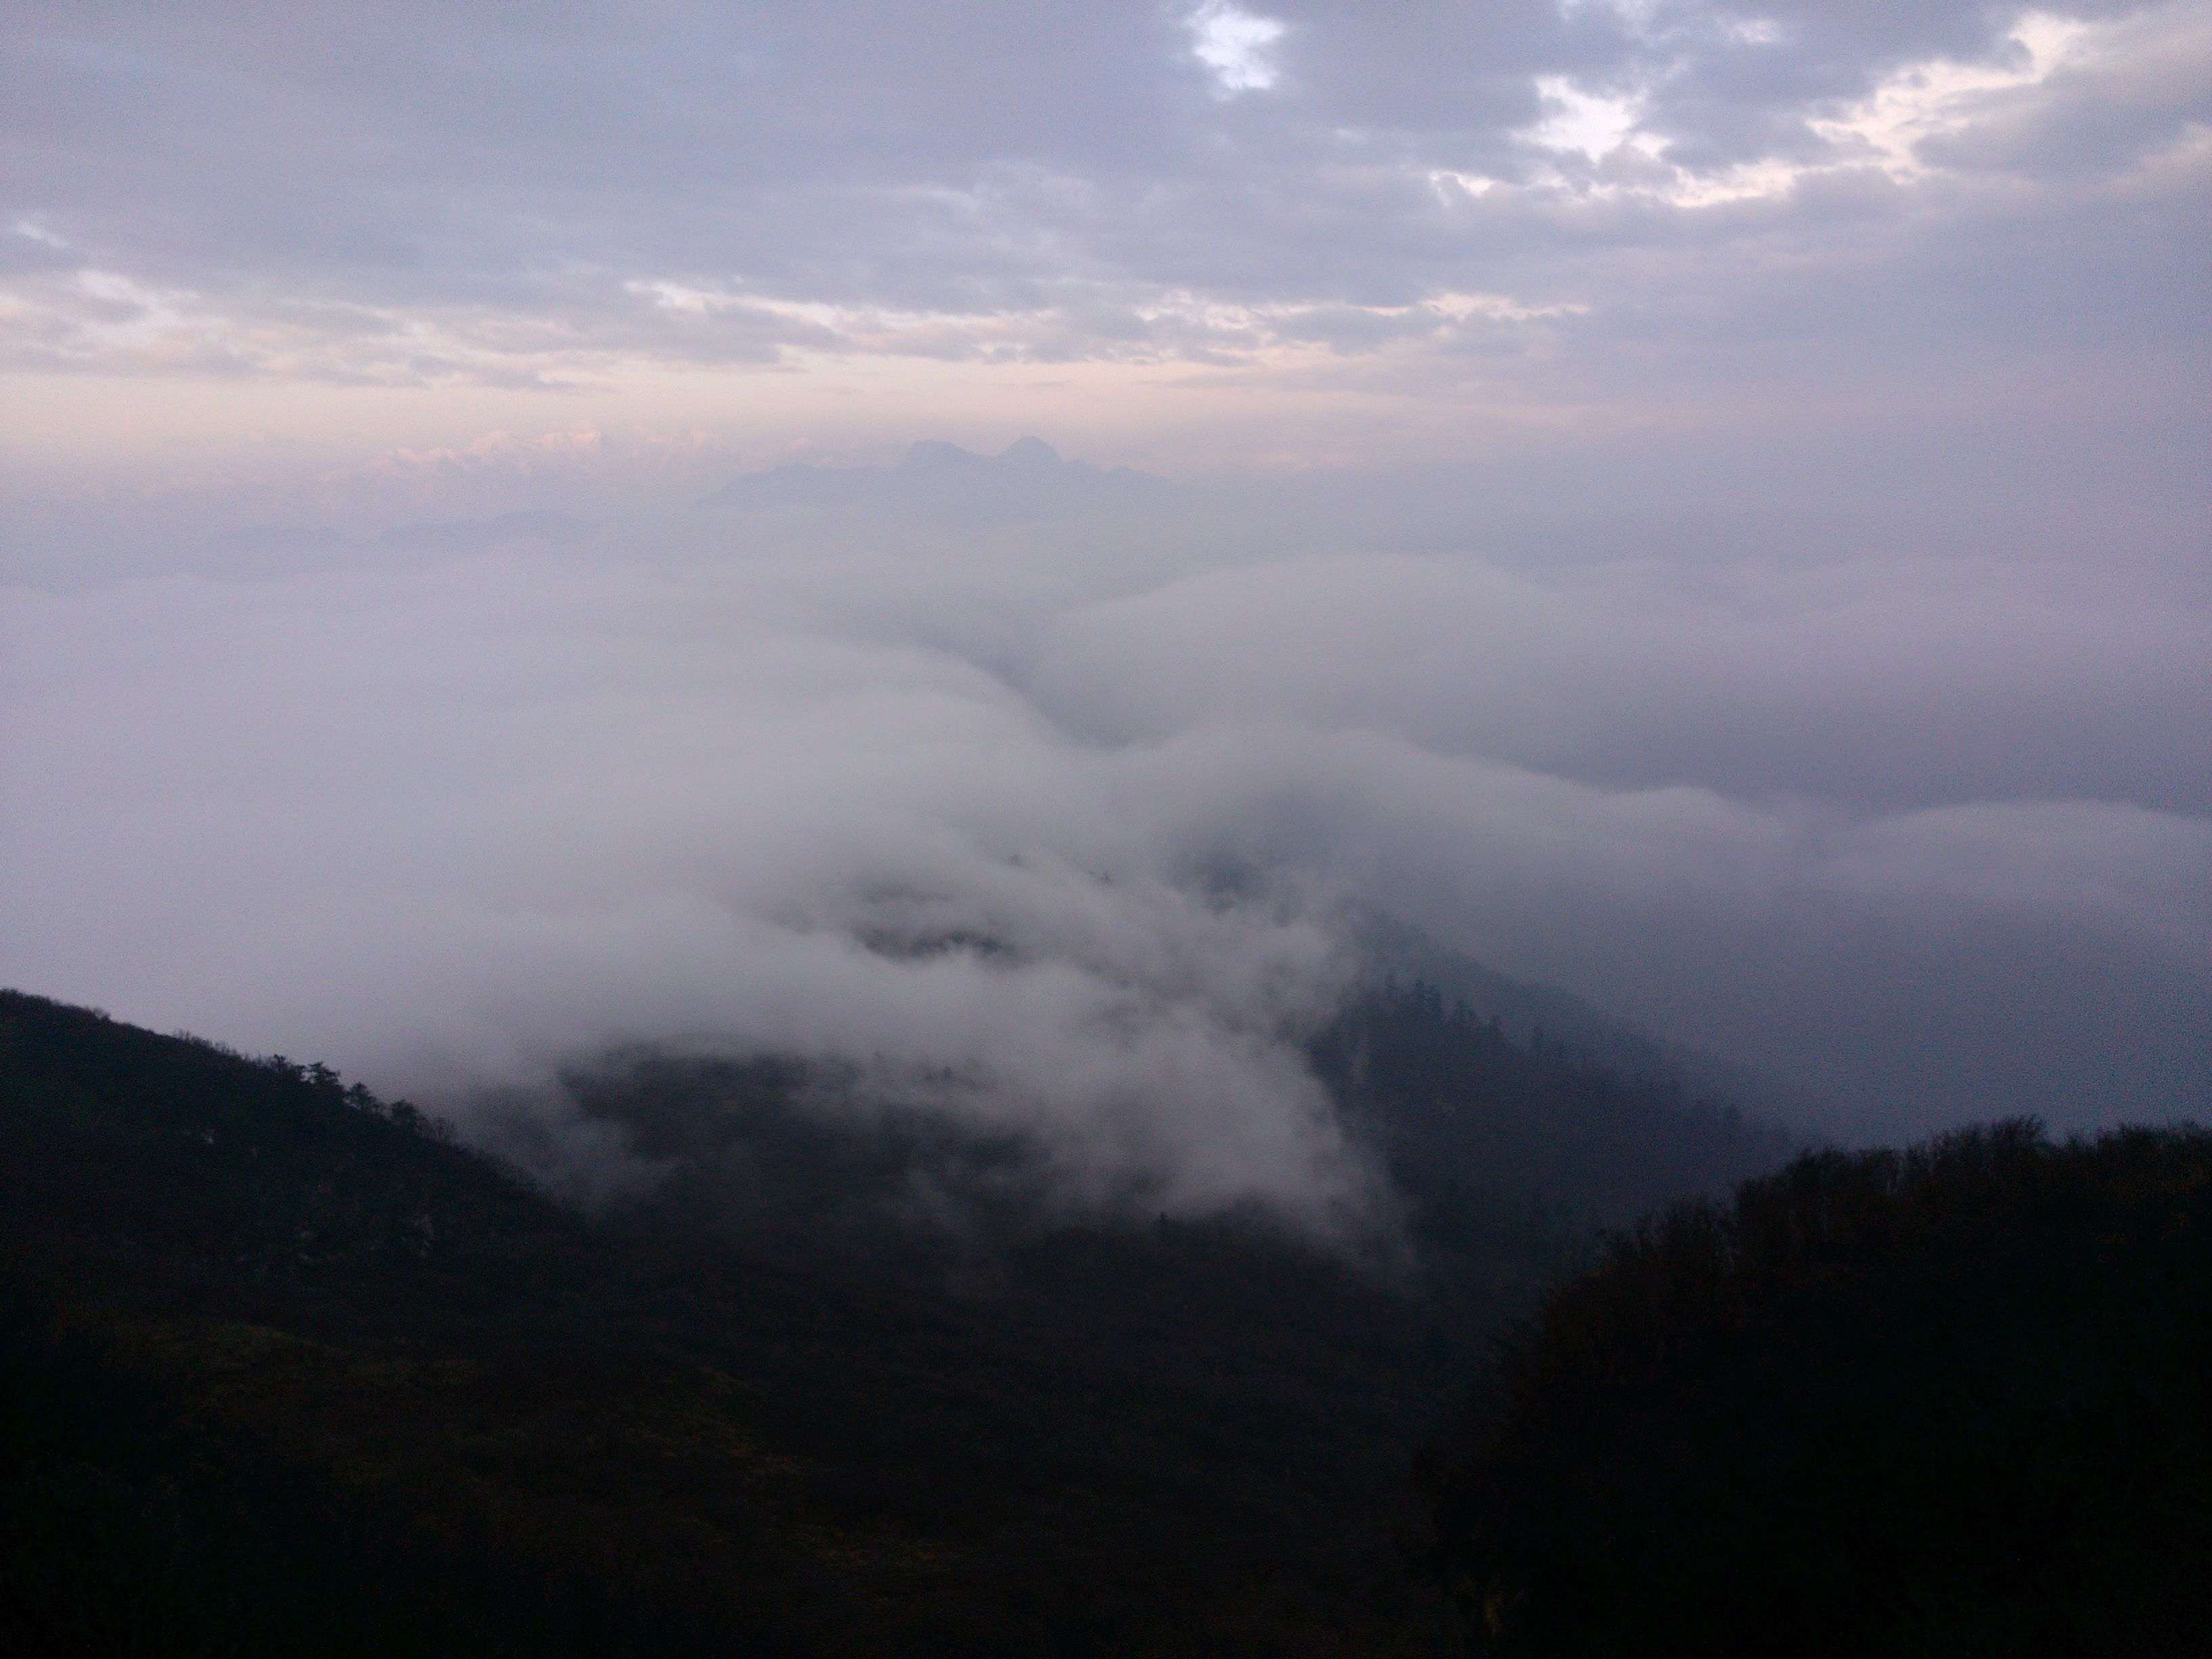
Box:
[3,445,2205,1218]
[4,1,2204,387]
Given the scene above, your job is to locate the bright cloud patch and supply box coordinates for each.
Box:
[1188,1,1285,94]
[1521,76,1646,161]
[1811,10,2098,180]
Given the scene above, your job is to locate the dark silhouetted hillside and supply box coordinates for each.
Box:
[0,985,1793,1654]
[1427,1122,2212,1658]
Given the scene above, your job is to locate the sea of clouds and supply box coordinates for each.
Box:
[5,442,2207,1216]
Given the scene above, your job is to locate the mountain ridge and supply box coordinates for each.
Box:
[0,980,1790,1653]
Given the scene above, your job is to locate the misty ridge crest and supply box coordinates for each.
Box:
[462,909,1794,1277]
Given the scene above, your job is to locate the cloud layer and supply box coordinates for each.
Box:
[5,446,2205,1221]
[5,1,2205,402]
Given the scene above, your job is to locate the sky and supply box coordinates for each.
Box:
[3,1,2207,1213]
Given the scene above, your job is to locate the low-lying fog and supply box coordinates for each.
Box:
[5,438,2207,1216]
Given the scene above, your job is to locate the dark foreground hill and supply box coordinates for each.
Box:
[0,987,1790,1656]
[1429,1122,2212,1658]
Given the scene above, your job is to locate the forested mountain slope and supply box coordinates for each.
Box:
[1317,979,1794,1231]
[1353,914,1827,1130]
[1429,1123,2212,1658]
[0,985,1788,1655]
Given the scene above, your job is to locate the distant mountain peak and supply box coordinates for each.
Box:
[997,436,1061,466]
[902,438,987,470]
[699,437,1158,513]
[901,436,1065,471]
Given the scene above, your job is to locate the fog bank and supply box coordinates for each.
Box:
[4,444,2205,1217]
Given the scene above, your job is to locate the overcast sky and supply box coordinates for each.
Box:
[3,2,2207,1210]
[7,0,2205,468]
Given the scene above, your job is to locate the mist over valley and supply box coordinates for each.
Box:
[4,1,2207,1650]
